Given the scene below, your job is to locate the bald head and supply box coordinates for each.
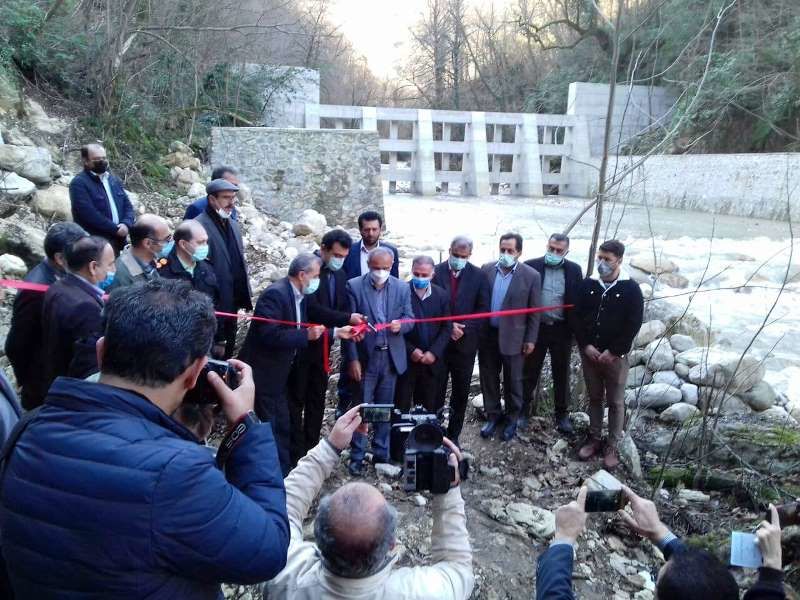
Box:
[174,219,209,263]
[315,482,397,578]
[131,214,169,247]
[81,143,109,174]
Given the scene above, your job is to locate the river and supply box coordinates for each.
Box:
[382,193,799,402]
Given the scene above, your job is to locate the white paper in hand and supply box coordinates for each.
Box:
[730,532,763,568]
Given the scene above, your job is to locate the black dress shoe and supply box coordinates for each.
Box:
[555,416,575,435]
[501,421,517,442]
[480,419,500,439]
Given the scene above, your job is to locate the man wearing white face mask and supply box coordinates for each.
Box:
[239,253,360,475]
[195,178,252,358]
[343,247,415,476]
[575,240,643,469]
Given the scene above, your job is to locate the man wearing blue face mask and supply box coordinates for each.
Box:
[239,253,360,475]
[396,255,451,413]
[160,220,226,357]
[107,214,170,291]
[479,233,541,442]
[288,230,367,465]
[522,233,584,435]
[575,240,643,469]
[41,235,115,389]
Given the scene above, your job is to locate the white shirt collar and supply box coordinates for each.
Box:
[289,280,304,302]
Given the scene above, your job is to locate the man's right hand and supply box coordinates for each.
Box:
[349,313,367,326]
[410,348,424,363]
[307,325,326,341]
[451,322,465,341]
[757,505,783,570]
[208,358,255,427]
[442,437,463,488]
[348,360,362,382]
[584,344,602,362]
[554,486,588,545]
[618,485,670,543]
[328,404,368,450]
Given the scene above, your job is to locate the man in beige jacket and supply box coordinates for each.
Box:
[263,405,474,600]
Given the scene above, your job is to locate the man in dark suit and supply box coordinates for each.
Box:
[41,236,115,388]
[159,220,227,358]
[183,165,240,221]
[479,233,541,442]
[5,222,87,409]
[522,233,584,434]
[396,255,451,413]
[337,210,400,417]
[289,229,365,464]
[69,143,135,255]
[239,253,357,475]
[432,236,491,446]
[344,246,414,476]
[195,178,252,358]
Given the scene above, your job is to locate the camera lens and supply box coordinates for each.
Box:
[407,422,443,451]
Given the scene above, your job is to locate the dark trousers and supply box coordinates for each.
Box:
[221,318,237,359]
[396,360,443,413]
[288,357,329,465]
[254,371,293,477]
[478,327,524,422]
[437,345,477,441]
[522,322,573,418]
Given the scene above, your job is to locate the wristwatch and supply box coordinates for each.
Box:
[216,410,261,468]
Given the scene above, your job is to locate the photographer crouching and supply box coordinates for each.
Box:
[0,279,290,599]
[264,404,475,600]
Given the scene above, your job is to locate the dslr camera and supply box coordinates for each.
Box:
[386,406,467,494]
[184,358,239,405]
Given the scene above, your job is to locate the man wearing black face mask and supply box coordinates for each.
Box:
[69,143,136,255]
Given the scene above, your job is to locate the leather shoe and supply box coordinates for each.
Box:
[480,419,500,439]
[555,416,574,435]
[347,462,363,477]
[516,416,530,429]
[603,445,620,469]
[501,422,517,442]
[578,439,602,461]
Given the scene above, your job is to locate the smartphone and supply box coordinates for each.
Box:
[359,404,394,423]
[184,358,239,405]
[765,502,799,528]
[585,489,626,512]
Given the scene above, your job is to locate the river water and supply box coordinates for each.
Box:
[382,193,799,401]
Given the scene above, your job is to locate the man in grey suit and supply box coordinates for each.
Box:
[479,233,542,442]
[344,247,415,476]
[195,179,252,358]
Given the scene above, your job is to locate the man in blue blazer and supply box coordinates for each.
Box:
[69,143,135,255]
[343,246,414,476]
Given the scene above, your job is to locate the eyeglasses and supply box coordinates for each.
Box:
[148,235,173,244]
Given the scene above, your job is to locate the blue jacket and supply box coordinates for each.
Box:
[0,377,290,599]
[343,240,400,280]
[69,169,135,239]
[184,196,238,221]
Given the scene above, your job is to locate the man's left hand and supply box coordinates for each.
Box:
[335,326,363,341]
[522,342,535,355]
[349,313,367,326]
[116,224,129,238]
[328,404,367,450]
[389,319,402,334]
[598,350,617,365]
[554,486,588,545]
[420,351,436,365]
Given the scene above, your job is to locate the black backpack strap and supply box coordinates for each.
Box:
[0,407,40,479]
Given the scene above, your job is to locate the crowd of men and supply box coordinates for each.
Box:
[0,147,788,599]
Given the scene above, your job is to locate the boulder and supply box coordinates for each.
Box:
[619,434,642,478]
[719,354,766,392]
[0,218,46,264]
[676,489,710,504]
[175,167,201,186]
[505,502,556,540]
[675,362,690,378]
[32,184,72,220]
[680,383,699,406]
[0,253,27,278]
[688,363,727,388]
[630,256,678,275]
[659,273,689,288]
[675,347,730,367]
[2,127,34,146]
[659,402,700,424]
[627,383,682,409]
[169,140,193,154]
[161,150,201,171]
[24,99,68,134]
[788,399,800,421]
[569,411,590,432]
[626,365,652,389]
[0,71,19,114]
[639,283,653,298]
[698,387,749,415]
[652,370,682,388]
[756,406,798,427]
[741,381,777,412]
[669,334,696,353]
[633,321,666,348]
[187,182,206,198]
[627,350,646,367]
[628,266,652,285]
[375,463,401,479]
[644,339,674,371]
[292,209,328,237]
[0,145,53,184]
[0,171,36,199]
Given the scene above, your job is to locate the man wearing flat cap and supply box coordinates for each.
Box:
[194,179,252,357]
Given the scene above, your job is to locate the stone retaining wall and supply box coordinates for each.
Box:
[211,127,383,228]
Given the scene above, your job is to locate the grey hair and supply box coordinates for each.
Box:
[450,235,473,251]
[288,253,322,277]
[314,489,398,578]
[367,246,394,265]
[411,255,435,269]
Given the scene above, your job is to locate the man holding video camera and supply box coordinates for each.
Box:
[263,404,474,600]
[0,279,290,599]
[536,485,786,600]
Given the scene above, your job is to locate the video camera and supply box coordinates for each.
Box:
[379,405,468,494]
[184,358,239,405]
